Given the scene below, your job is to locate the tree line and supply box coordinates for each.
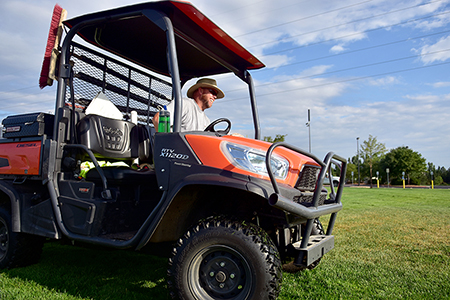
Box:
[263,134,448,187]
[346,135,449,187]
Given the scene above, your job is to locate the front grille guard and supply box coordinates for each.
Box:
[266,142,347,237]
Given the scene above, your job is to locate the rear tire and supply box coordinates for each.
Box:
[0,207,44,269]
[168,217,282,300]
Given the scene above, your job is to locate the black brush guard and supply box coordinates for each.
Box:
[266,142,347,267]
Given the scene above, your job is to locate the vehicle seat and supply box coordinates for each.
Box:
[76,114,153,163]
[132,124,155,164]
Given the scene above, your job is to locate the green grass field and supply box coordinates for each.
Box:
[0,188,449,299]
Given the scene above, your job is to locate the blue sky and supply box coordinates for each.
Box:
[1,0,450,169]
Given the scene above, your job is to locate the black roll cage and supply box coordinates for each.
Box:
[45,1,266,249]
[56,2,263,140]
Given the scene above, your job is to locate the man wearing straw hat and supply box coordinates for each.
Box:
[152,78,224,132]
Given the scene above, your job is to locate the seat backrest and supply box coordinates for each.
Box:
[130,124,155,163]
[76,114,154,164]
[77,114,135,160]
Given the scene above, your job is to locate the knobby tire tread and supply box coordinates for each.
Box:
[0,208,44,269]
[167,217,282,300]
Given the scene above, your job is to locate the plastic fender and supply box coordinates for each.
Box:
[0,181,22,232]
[137,172,254,248]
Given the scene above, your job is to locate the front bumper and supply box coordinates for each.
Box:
[294,234,334,266]
[265,143,347,267]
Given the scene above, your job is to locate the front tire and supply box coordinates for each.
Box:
[168,217,282,300]
[0,207,44,269]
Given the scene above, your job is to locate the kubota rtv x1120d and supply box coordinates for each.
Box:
[0,1,346,299]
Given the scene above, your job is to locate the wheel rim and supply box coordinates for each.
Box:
[0,219,9,260]
[188,245,253,300]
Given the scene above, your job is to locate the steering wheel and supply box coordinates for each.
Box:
[204,118,231,135]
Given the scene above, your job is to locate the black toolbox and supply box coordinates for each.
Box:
[2,112,54,138]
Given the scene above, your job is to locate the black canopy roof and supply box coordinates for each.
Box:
[63,0,265,81]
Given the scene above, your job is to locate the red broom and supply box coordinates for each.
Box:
[39,4,66,89]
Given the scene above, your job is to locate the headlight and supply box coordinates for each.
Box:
[223,143,289,179]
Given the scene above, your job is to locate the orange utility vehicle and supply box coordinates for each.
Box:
[0,1,346,299]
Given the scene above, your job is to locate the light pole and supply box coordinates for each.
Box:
[306,109,311,153]
[431,171,434,189]
[386,168,390,188]
[357,137,360,186]
[376,171,379,188]
[402,171,405,189]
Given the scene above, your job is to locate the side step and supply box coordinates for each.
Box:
[293,235,334,267]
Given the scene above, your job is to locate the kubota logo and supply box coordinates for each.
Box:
[102,125,123,137]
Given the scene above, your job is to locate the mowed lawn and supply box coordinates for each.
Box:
[281,187,450,299]
[0,188,449,299]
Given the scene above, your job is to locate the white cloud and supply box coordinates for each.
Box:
[260,54,292,69]
[431,81,450,88]
[367,76,400,86]
[222,0,450,55]
[405,92,450,103]
[330,45,346,53]
[413,0,450,30]
[417,35,450,64]
[298,65,334,77]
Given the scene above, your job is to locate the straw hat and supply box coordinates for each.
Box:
[187,78,225,99]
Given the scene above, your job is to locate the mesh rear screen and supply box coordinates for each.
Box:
[65,42,172,125]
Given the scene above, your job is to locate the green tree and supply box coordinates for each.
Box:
[428,163,445,186]
[263,134,287,143]
[427,162,436,185]
[360,135,386,188]
[433,165,450,185]
[434,175,444,186]
[381,146,426,185]
[348,154,364,184]
[440,166,450,184]
[345,159,357,184]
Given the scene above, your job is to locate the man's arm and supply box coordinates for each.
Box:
[152,112,159,131]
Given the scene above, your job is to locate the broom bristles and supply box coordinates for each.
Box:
[39,4,63,89]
